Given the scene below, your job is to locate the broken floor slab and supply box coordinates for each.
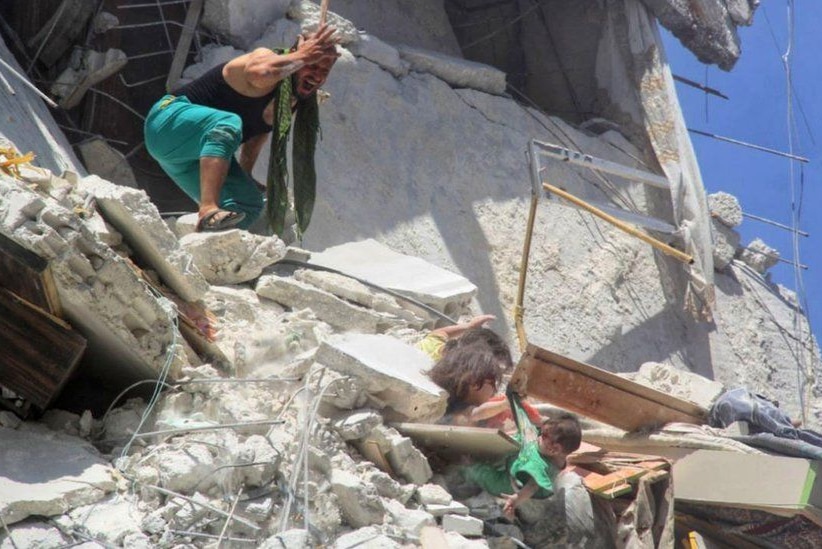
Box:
[309,239,476,317]
[50,48,127,109]
[180,229,286,285]
[77,138,138,188]
[315,333,447,422]
[0,427,116,525]
[0,172,190,385]
[77,175,209,302]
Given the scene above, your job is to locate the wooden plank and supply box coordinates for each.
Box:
[0,288,85,409]
[392,422,520,459]
[510,344,706,432]
[166,0,204,92]
[0,230,62,316]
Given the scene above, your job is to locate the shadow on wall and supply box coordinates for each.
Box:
[586,306,716,380]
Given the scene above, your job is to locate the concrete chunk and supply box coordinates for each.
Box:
[77,138,138,188]
[349,34,409,77]
[708,192,743,228]
[739,238,779,274]
[0,428,116,525]
[425,501,469,517]
[310,239,476,317]
[51,48,127,109]
[398,45,506,96]
[383,498,435,536]
[332,526,401,549]
[417,483,453,506]
[711,218,740,271]
[257,274,383,332]
[330,470,385,528]
[202,0,290,50]
[77,175,209,302]
[181,230,286,285]
[315,334,447,422]
[331,409,383,441]
[442,514,484,537]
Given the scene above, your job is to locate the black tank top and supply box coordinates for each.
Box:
[175,63,278,143]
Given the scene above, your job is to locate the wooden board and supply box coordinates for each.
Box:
[0,288,86,409]
[511,344,706,432]
[0,230,62,316]
[392,422,520,459]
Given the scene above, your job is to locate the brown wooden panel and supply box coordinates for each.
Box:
[511,344,705,432]
[0,231,62,316]
[392,422,520,459]
[0,288,85,409]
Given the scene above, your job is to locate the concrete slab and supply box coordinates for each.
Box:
[0,427,116,525]
[180,229,286,285]
[310,239,476,316]
[315,334,447,422]
[398,45,507,96]
[77,175,209,302]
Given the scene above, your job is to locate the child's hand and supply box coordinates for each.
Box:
[467,314,495,328]
[501,492,519,520]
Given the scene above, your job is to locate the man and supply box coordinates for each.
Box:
[144,24,339,234]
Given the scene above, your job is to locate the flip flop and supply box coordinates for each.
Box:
[196,209,246,232]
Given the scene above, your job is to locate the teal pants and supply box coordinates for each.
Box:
[144,95,263,229]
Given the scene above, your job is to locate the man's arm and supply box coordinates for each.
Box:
[244,24,337,90]
[239,133,267,177]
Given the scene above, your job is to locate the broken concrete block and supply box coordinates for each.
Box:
[51,48,127,110]
[331,409,383,441]
[362,425,433,485]
[252,18,302,52]
[332,526,401,549]
[288,1,360,45]
[711,218,740,271]
[257,274,383,332]
[739,238,780,274]
[442,514,484,537]
[77,175,209,302]
[181,229,286,285]
[315,334,447,422]
[443,530,490,548]
[383,498,435,536]
[0,522,67,548]
[348,34,409,77]
[425,501,469,517]
[202,0,291,50]
[310,239,476,317]
[239,435,280,487]
[0,427,116,525]
[398,45,506,96]
[708,192,743,228]
[260,528,310,548]
[417,483,453,506]
[151,443,216,494]
[63,497,143,546]
[77,138,138,188]
[0,174,189,386]
[726,0,756,26]
[92,11,119,34]
[330,469,385,528]
[295,269,426,327]
[635,362,723,410]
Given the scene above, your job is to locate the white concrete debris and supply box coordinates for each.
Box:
[77,138,138,189]
[58,497,144,546]
[50,48,127,109]
[315,333,447,422]
[330,469,386,528]
[260,528,310,548]
[0,522,67,549]
[180,229,286,285]
[309,239,476,317]
[417,483,453,506]
[708,191,743,228]
[398,45,507,96]
[443,530,491,548]
[331,409,383,441]
[0,173,190,384]
[383,498,435,536]
[426,501,470,517]
[201,0,291,50]
[358,425,433,485]
[332,526,401,549]
[253,18,303,52]
[711,218,741,271]
[78,175,209,302]
[0,427,116,525]
[257,273,386,332]
[287,1,360,46]
[633,362,725,410]
[348,34,409,78]
[442,514,484,537]
[739,238,780,274]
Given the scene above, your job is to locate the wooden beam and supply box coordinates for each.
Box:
[0,288,86,410]
[166,0,204,93]
[0,231,62,316]
[511,344,706,432]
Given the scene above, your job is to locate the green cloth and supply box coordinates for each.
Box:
[463,390,556,499]
[266,73,320,237]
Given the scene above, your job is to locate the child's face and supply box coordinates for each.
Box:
[465,378,496,405]
[538,427,563,457]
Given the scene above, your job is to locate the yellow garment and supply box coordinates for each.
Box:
[418,333,447,361]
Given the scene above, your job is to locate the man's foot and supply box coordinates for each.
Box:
[196,209,246,232]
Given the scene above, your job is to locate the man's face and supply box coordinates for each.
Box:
[295,57,335,98]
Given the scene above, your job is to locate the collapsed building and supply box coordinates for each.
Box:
[1,0,821,547]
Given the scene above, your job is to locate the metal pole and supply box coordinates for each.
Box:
[0,57,58,108]
[689,129,810,163]
[741,212,809,237]
[673,74,729,100]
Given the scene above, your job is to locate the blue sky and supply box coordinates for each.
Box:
[662,1,820,346]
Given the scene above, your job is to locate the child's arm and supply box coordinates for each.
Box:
[431,314,495,340]
[468,397,511,422]
[502,479,540,520]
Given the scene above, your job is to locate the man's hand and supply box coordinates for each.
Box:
[297,24,339,65]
